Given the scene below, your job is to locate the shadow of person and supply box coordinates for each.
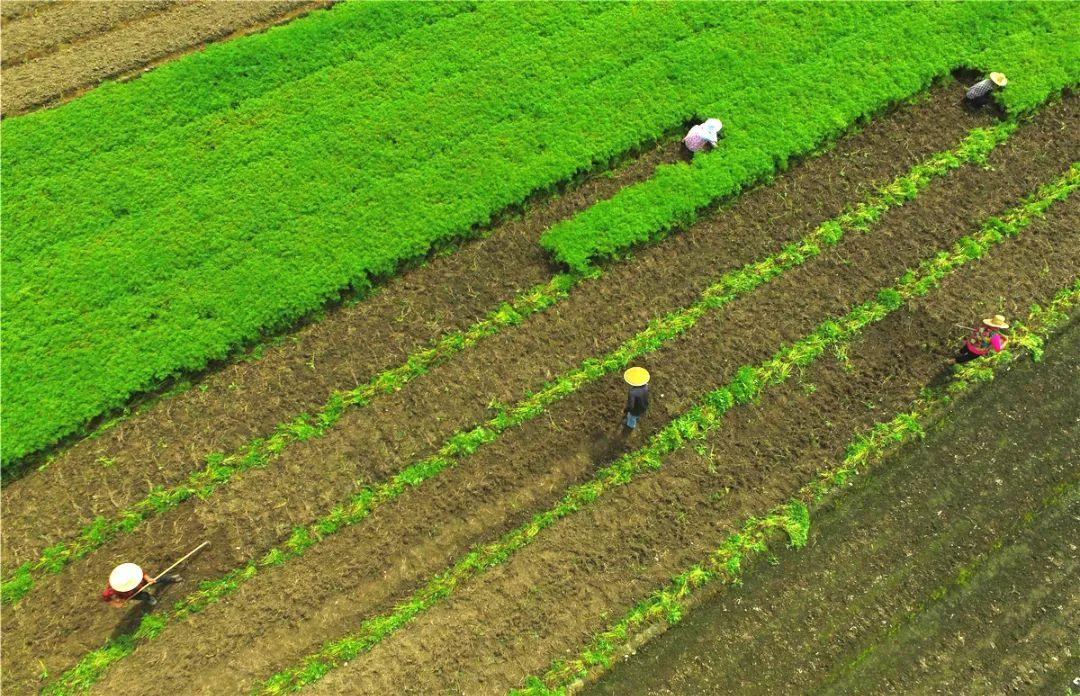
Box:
[109,601,151,640]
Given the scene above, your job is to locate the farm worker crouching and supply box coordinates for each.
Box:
[956,314,1009,364]
[101,563,181,607]
[683,118,723,153]
[965,72,1007,107]
[623,367,650,429]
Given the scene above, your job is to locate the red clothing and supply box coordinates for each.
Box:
[102,574,149,602]
[965,327,1006,356]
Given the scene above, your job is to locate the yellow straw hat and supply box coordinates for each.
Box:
[109,563,144,592]
[624,367,650,387]
[982,314,1009,329]
[989,72,1007,88]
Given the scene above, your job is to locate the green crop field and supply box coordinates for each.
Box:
[1,2,1077,694]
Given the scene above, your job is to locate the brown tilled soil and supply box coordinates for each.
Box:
[0,83,969,568]
[0,0,327,116]
[0,1,175,67]
[0,136,682,571]
[589,320,1080,696]
[79,91,1080,696]
[1,82,989,695]
[311,196,1080,695]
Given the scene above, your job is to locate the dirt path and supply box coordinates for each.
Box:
[588,320,1080,696]
[0,84,972,568]
[0,0,327,116]
[79,98,1077,694]
[311,192,1080,695]
[0,135,682,569]
[3,84,989,695]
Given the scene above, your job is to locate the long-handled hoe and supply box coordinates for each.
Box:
[121,541,210,606]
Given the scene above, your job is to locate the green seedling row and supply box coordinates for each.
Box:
[253,162,1079,694]
[11,122,1004,614]
[5,3,1076,466]
[519,279,1080,695]
[39,121,1010,695]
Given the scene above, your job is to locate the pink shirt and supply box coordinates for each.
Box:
[966,330,1005,356]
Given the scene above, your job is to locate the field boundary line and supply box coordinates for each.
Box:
[250,163,1079,694]
[515,278,1080,695]
[37,127,1018,694]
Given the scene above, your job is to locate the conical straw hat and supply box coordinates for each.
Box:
[982,314,1009,329]
[624,367,650,387]
[990,72,1007,87]
[109,563,144,592]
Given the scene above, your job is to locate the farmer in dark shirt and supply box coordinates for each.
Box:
[101,563,181,608]
[965,72,1007,107]
[623,367,650,429]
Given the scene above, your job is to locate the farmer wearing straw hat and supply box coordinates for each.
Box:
[965,72,1007,107]
[956,314,1010,364]
[623,367,650,429]
[683,118,723,153]
[101,563,181,607]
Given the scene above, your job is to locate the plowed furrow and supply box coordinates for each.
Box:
[77,101,1075,694]
[0,0,323,116]
[4,84,986,695]
[313,189,1079,696]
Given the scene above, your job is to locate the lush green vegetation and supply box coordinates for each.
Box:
[541,3,1079,271]
[37,117,1007,693]
[255,164,1077,694]
[4,2,1076,467]
[519,279,1080,695]
[8,122,1000,614]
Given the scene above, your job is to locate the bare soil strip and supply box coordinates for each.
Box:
[2,85,983,694]
[0,84,968,571]
[0,0,327,116]
[0,137,682,572]
[310,196,1080,695]
[80,100,1074,694]
[588,320,1080,696]
[0,1,176,67]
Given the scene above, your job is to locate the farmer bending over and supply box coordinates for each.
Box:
[623,367,650,429]
[102,563,181,608]
[956,314,1009,364]
[965,72,1007,108]
[683,118,723,153]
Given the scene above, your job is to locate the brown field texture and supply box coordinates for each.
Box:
[0,0,328,116]
[1,66,1078,695]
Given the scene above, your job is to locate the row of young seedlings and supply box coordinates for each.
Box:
[41,124,1013,693]
[2,119,1011,609]
[250,160,1079,693]
[516,277,1080,695]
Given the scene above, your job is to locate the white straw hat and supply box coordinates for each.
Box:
[109,563,144,592]
[982,314,1009,329]
[989,72,1007,88]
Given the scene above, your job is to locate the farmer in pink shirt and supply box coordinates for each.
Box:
[683,118,723,153]
[956,314,1009,364]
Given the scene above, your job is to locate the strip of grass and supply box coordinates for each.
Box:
[0,1,736,465]
[251,164,1080,694]
[38,119,1008,695]
[519,279,1080,695]
[540,4,1080,272]
[5,3,1075,467]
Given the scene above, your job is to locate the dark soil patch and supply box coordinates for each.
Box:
[0,82,974,567]
[0,133,683,569]
[588,321,1080,696]
[0,0,326,116]
[301,103,1080,696]
[66,84,1046,695]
